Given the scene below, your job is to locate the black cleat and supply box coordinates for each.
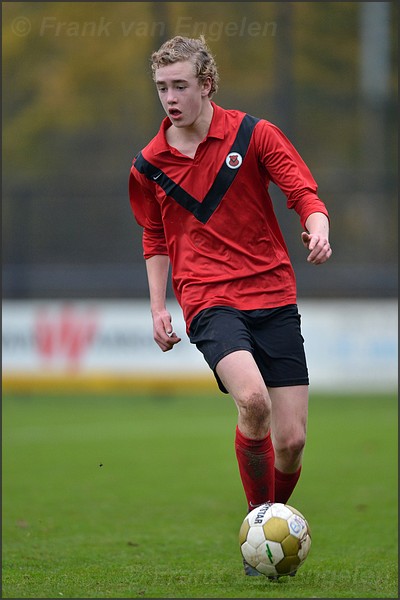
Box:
[268,571,297,581]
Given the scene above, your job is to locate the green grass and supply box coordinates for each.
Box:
[2,390,398,598]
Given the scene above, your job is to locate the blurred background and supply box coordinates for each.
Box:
[2,2,398,392]
[3,1,397,299]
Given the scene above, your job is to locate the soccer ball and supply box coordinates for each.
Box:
[239,502,311,578]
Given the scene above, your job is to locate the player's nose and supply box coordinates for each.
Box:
[167,91,177,104]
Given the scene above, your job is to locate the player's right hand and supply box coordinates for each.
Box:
[151,309,182,352]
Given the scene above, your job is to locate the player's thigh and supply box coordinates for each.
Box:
[216,350,269,408]
[268,385,308,448]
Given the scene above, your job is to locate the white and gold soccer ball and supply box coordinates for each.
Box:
[239,502,311,578]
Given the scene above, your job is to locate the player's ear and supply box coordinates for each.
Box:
[201,76,212,97]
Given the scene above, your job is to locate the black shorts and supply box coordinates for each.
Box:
[188,304,309,393]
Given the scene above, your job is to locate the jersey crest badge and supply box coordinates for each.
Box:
[225,152,243,169]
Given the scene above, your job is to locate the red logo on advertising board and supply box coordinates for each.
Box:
[35,305,98,369]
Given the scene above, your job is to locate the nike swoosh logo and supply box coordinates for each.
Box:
[249,501,273,509]
[153,172,162,180]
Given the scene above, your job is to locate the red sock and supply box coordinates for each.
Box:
[235,425,275,511]
[274,466,302,504]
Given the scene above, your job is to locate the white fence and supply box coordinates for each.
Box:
[2,299,397,392]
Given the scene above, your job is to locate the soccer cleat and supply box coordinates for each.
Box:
[268,571,297,582]
[243,558,263,576]
[243,558,297,579]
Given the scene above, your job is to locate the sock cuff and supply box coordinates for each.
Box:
[235,425,272,451]
[274,465,302,482]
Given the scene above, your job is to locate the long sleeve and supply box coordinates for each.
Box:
[255,121,329,229]
[129,163,168,258]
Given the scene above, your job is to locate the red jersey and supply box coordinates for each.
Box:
[129,103,329,330]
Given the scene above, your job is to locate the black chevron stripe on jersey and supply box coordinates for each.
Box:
[133,113,260,224]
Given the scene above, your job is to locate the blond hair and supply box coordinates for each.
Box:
[151,35,219,98]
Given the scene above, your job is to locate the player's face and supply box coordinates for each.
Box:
[155,60,211,128]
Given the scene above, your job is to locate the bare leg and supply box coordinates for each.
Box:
[216,350,271,438]
[268,385,308,473]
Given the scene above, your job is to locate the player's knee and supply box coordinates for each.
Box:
[239,391,271,427]
[276,433,306,462]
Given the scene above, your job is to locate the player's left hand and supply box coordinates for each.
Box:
[301,232,332,265]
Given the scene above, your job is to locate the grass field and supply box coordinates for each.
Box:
[2,390,398,598]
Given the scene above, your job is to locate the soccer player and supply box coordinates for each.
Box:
[129,35,332,575]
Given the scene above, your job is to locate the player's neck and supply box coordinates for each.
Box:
[167,102,214,159]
